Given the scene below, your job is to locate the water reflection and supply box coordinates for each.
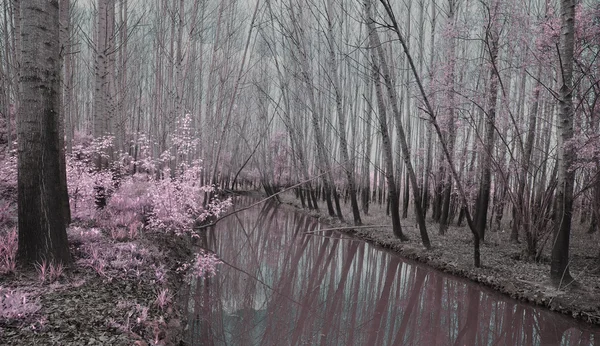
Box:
[184,199,600,346]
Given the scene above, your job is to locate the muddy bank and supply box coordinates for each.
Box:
[276,192,600,327]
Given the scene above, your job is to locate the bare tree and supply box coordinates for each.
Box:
[366,0,407,241]
[550,0,576,286]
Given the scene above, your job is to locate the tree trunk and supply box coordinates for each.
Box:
[550,0,576,286]
[512,65,542,243]
[373,31,431,248]
[439,0,458,235]
[17,0,71,266]
[366,0,407,241]
[475,0,500,242]
[379,0,480,266]
[58,0,71,225]
[325,0,361,225]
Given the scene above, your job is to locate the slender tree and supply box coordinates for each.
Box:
[550,0,576,286]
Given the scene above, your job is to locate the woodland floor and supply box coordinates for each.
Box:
[278,192,600,328]
[0,227,195,346]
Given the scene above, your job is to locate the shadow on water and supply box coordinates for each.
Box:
[184,197,600,346]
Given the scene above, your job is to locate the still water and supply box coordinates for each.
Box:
[184,198,600,345]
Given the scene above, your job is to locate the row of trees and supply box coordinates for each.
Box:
[1,0,598,285]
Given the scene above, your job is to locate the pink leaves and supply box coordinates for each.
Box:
[153,288,172,311]
[0,228,17,274]
[35,260,65,284]
[146,166,232,235]
[0,287,41,321]
[188,251,222,280]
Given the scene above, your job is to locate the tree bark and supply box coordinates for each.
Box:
[58,0,71,225]
[366,0,407,241]
[17,0,71,265]
[373,31,431,248]
[379,0,480,266]
[474,0,500,242]
[550,0,576,286]
[325,0,361,225]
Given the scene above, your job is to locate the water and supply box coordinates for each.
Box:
[184,198,600,345]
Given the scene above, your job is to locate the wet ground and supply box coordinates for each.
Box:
[184,198,600,346]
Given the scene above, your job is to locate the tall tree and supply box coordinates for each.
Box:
[17,0,71,265]
[474,0,501,242]
[325,0,361,225]
[550,0,576,286]
[366,0,408,241]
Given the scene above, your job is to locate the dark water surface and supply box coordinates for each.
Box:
[185,198,600,346]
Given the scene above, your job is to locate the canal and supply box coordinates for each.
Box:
[184,198,600,345]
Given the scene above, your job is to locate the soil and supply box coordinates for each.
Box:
[0,228,196,346]
[278,192,600,328]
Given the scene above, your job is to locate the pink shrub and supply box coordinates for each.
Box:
[147,164,232,235]
[67,156,113,220]
[177,251,222,283]
[0,287,41,321]
[35,260,64,284]
[154,288,172,311]
[0,227,17,274]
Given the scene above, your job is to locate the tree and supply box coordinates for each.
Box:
[366,0,408,241]
[17,0,71,265]
[550,0,576,286]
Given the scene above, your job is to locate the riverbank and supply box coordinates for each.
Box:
[0,226,195,345]
[278,192,600,327]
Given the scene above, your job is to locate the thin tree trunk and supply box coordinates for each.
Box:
[366,0,407,241]
[379,0,480,266]
[550,0,576,286]
[475,0,500,242]
[372,30,431,248]
[325,0,360,225]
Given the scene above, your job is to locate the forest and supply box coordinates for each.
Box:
[1,0,600,344]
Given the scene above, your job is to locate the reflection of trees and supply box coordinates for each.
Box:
[452,286,479,346]
[392,267,426,345]
[318,241,359,346]
[367,258,400,345]
[184,198,600,345]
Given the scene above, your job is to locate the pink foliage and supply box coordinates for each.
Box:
[68,133,232,238]
[0,287,41,321]
[147,165,232,235]
[35,260,65,284]
[0,228,17,274]
[176,250,222,283]
[67,156,113,220]
[154,288,172,311]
